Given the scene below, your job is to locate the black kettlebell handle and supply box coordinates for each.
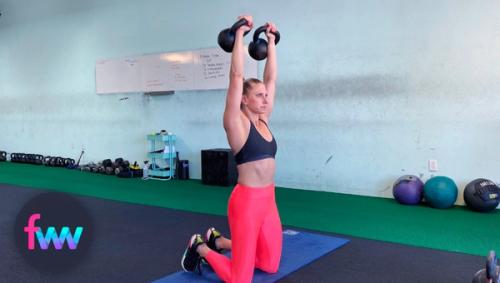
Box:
[230,18,251,36]
[218,18,252,52]
[253,25,280,45]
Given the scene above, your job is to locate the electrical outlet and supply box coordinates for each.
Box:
[428,159,438,172]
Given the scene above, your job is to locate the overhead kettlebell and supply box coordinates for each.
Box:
[472,251,500,283]
[218,18,251,52]
[248,25,281,61]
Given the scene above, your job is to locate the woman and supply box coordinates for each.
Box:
[182,15,281,283]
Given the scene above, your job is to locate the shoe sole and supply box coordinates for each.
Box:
[205,227,215,243]
[181,234,198,272]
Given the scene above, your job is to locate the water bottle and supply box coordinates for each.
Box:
[142,161,149,180]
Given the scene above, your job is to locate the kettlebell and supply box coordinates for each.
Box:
[473,251,500,283]
[218,18,251,52]
[248,25,281,61]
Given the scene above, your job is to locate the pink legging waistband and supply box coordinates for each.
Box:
[232,183,275,199]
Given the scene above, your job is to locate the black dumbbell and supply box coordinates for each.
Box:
[35,155,44,165]
[248,25,280,61]
[218,18,251,52]
[114,160,130,175]
[98,165,106,174]
[26,154,34,164]
[64,158,75,168]
[105,166,115,175]
[115,165,130,175]
[102,159,113,168]
[90,165,99,173]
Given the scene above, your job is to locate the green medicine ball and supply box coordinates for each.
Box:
[423,176,458,209]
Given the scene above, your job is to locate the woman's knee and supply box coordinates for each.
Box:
[258,263,279,274]
[256,256,280,273]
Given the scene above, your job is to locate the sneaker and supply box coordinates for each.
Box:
[205,227,224,253]
[181,234,204,274]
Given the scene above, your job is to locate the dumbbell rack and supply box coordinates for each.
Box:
[146,133,176,180]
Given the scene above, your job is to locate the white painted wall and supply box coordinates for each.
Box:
[1,0,499,200]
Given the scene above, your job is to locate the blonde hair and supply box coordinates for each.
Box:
[243,78,262,95]
[241,78,263,109]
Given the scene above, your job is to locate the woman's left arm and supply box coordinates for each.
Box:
[263,22,277,119]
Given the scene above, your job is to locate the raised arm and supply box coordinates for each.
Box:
[263,22,278,119]
[223,15,253,130]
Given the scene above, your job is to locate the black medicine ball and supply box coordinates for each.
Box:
[464,178,500,212]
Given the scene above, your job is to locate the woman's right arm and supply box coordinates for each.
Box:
[223,16,253,131]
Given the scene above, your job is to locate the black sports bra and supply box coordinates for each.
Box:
[234,119,277,165]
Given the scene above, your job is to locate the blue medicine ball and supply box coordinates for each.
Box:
[423,176,458,209]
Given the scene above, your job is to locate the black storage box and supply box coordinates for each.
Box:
[201,149,237,186]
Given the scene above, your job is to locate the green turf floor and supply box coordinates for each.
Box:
[0,162,498,256]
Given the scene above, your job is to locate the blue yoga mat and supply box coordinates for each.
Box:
[152,229,349,283]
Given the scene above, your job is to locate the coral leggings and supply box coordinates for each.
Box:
[204,183,282,283]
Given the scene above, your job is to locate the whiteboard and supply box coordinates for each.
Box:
[141,52,195,92]
[95,47,258,94]
[95,57,142,94]
[193,48,257,90]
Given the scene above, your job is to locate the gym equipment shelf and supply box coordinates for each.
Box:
[146,133,176,180]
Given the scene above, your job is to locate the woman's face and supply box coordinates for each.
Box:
[243,83,268,114]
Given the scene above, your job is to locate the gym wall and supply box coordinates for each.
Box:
[0,0,499,199]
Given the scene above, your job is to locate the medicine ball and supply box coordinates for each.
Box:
[392,175,424,205]
[423,176,458,209]
[464,178,500,212]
